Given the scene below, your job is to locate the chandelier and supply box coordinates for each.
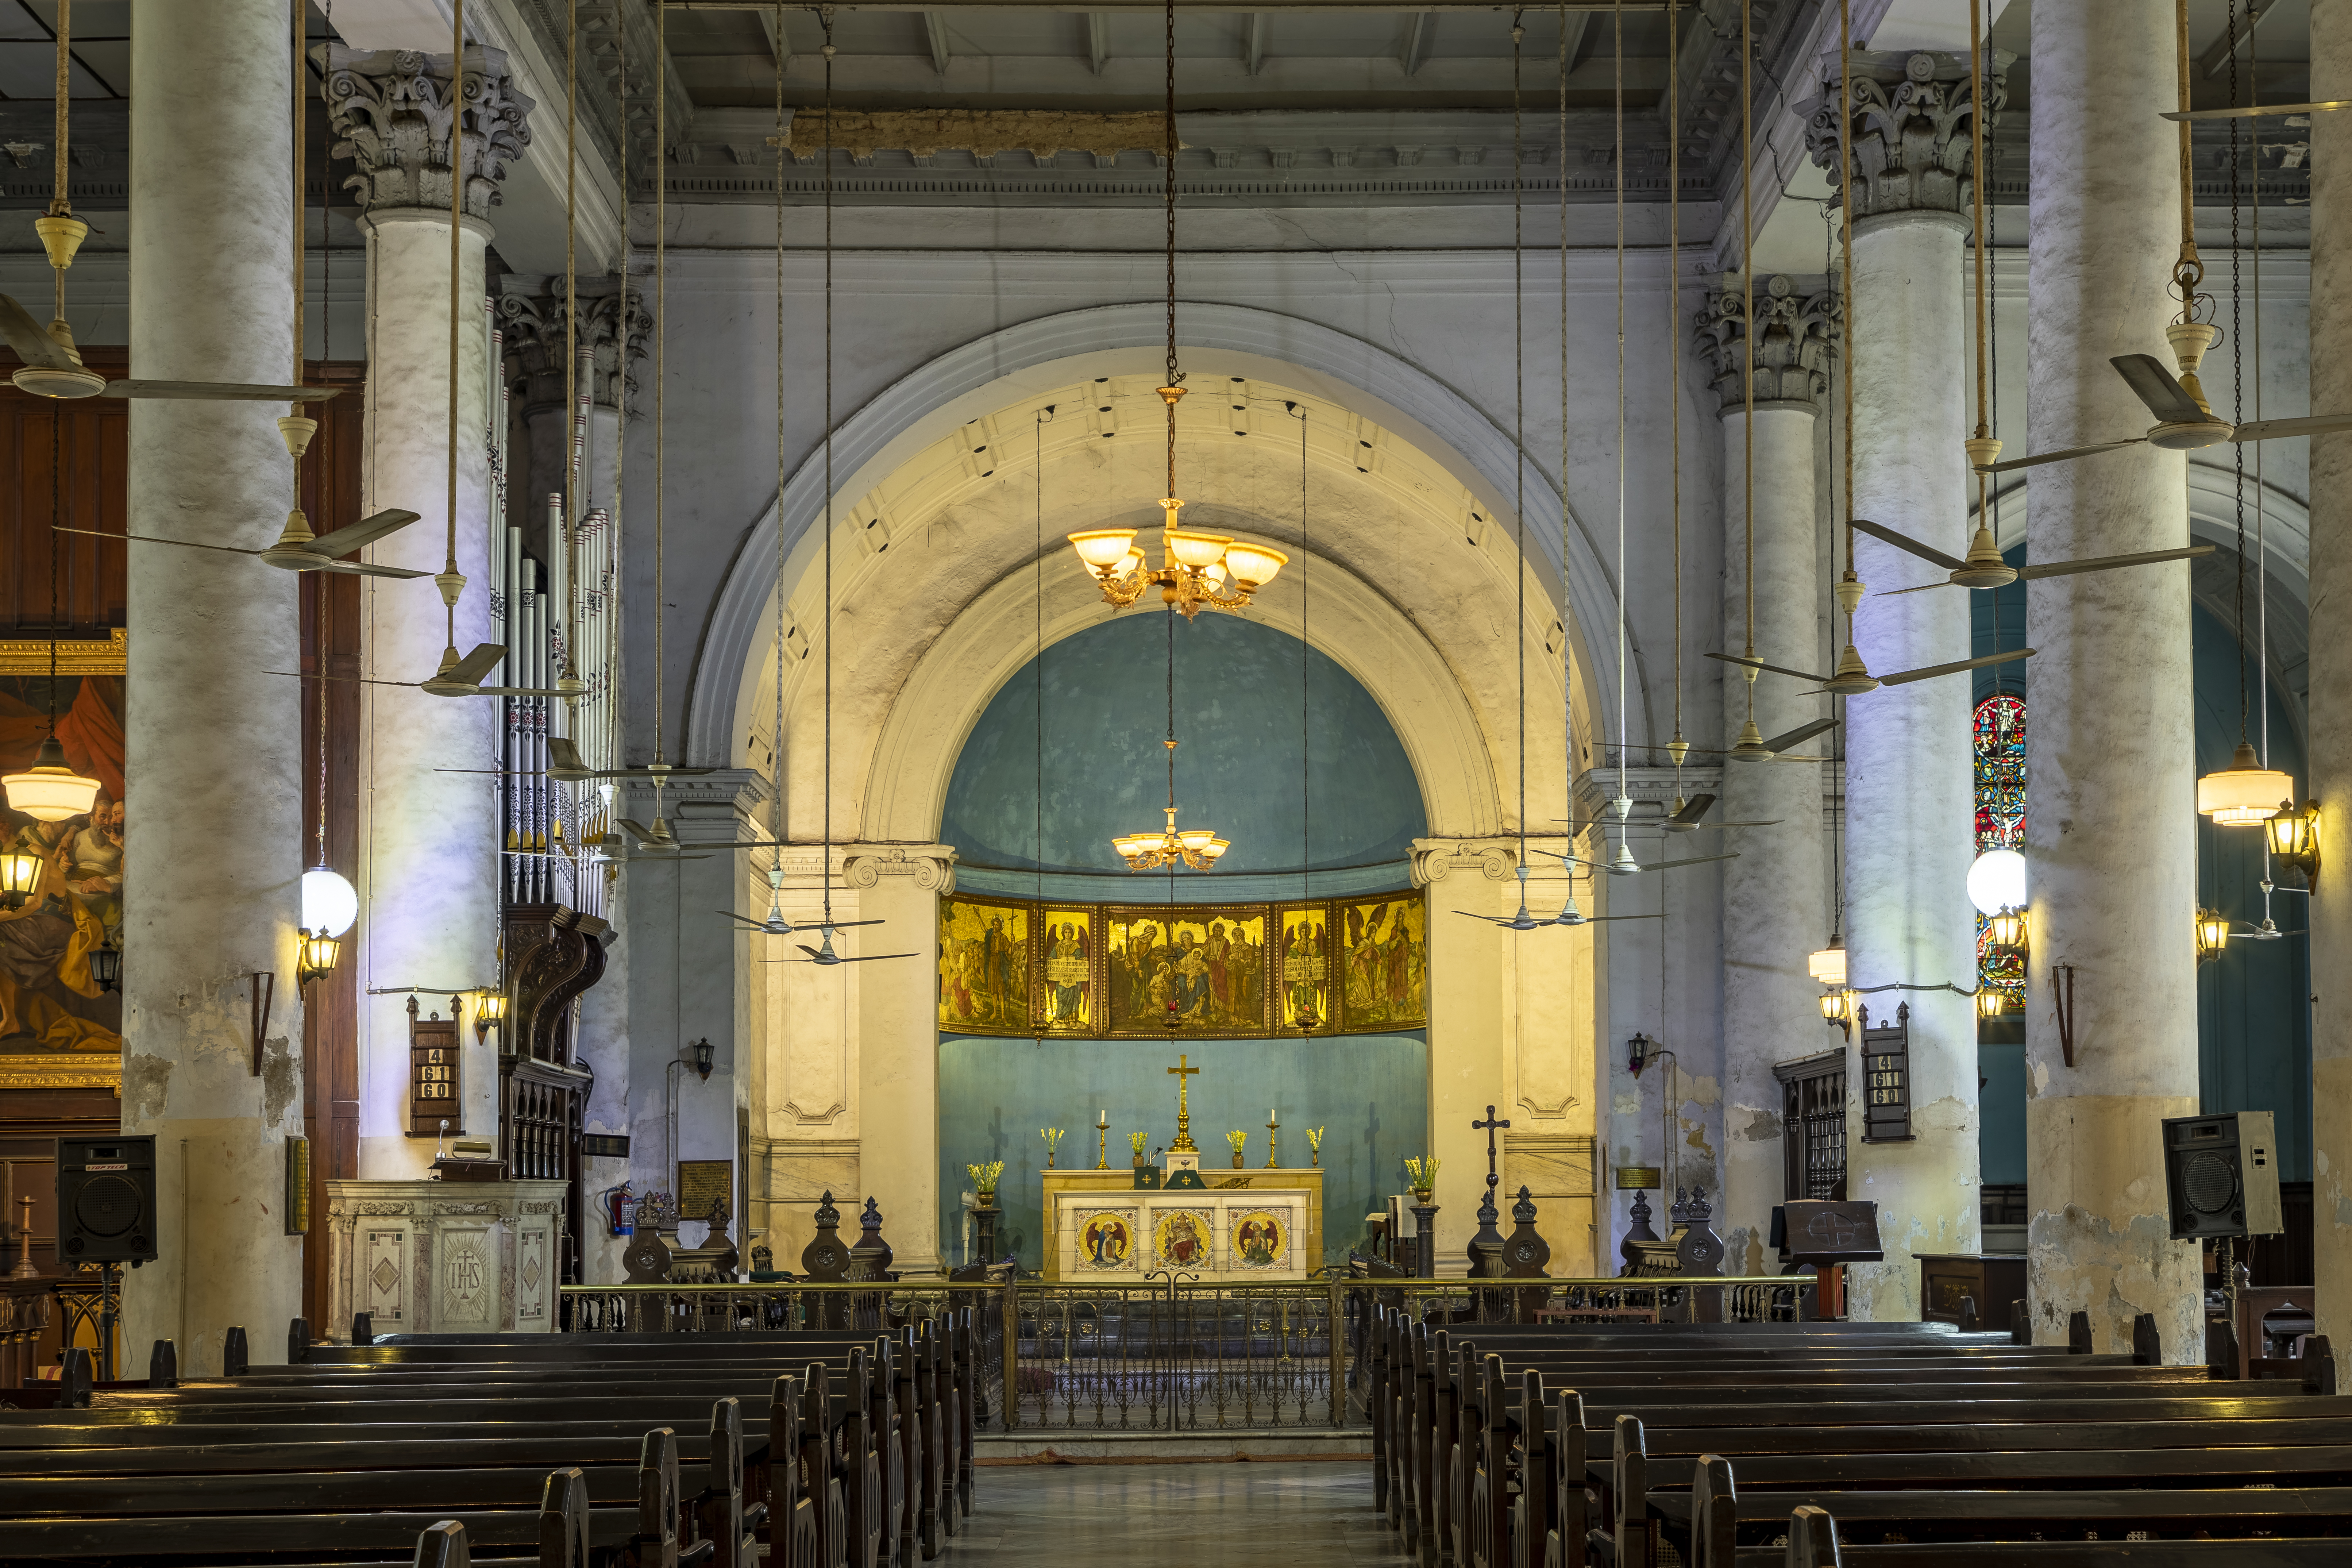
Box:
[1065,0,1286,621]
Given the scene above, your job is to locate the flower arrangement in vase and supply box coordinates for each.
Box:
[1307,1126,1325,1168]
[966,1161,1004,1207]
[1041,1128,1064,1169]
[1129,1130,1149,1167]
[1225,1129,1248,1168]
[1404,1155,1439,1203]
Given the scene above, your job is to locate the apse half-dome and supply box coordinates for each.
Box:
[939,612,1427,878]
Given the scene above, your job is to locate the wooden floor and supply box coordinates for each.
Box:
[941,1461,1406,1565]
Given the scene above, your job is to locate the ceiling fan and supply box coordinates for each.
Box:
[55,510,428,579]
[6,3,329,407]
[1708,647,2032,699]
[1455,865,1659,930]
[1850,516,2213,596]
[1659,793,1784,834]
[1972,352,2352,479]
[1551,843,1739,878]
[270,642,564,698]
[546,736,717,785]
[764,928,918,966]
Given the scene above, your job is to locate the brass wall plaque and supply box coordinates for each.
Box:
[676,1159,733,1225]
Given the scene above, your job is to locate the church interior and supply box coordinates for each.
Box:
[5,0,2352,1561]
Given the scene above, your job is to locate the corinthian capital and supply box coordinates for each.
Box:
[1801,49,2010,224]
[1696,275,1839,415]
[315,43,535,221]
[498,281,653,409]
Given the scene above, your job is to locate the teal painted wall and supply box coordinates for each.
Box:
[935,1032,1431,1271]
[939,610,1428,883]
[1972,543,2313,1182]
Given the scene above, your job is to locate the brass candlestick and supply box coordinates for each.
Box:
[10,1194,36,1280]
[1265,1117,1279,1168]
[1096,1122,1109,1169]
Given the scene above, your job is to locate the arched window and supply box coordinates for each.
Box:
[1974,694,2025,1008]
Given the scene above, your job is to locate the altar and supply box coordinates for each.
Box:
[1041,1166,1325,1280]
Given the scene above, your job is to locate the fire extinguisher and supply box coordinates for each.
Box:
[601,1182,635,1236]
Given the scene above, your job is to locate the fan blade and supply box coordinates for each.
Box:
[2232,412,2352,443]
[309,559,432,579]
[1979,438,2145,474]
[1706,651,1835,685]
[1758,718,1839,754]
[548,737,590,775]
[441,644,508,689]
[722,912,784,929]
[827,952,917,963]
[1640,853,1739,872]
[301,508,423,559]
[1452,911,1513,925]
[2016,545,2212,582]
[616,819,659,845]
[55,524,257,558]
[475,686,572,698]
[104,380,341,402]
[265,670,421,688]
[817,918,887,929]
[0,296,76,369]
[1584,913,1666,921]
[1877,648,2036,687]
[2110,354,2209,424]
[1878,581,1956,596]
[1667,793,1717,828]
[2161,100,2352,121]
[1850,519,1969,573]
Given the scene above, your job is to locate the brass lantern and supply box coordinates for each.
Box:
[297,930,341,986]
[2194,907,2232,966]
[0,849,40,910]
[2266,798,2320,889]
[1976,986,2007,1020]
[1987,906,2028,952]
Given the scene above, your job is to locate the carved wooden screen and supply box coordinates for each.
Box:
[1775,1050,1848,1202]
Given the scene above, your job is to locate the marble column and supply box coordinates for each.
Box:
[2018,2,2202,1359]
[1697,275,1837,1273]
[2314,0,2352,1356]
[119,0,307,1375]
[1807,50,2001,1317]
[845,845,959,1274]
[1408,838,1519,1274]
[497,280,647,555]
[319,46,534,1178]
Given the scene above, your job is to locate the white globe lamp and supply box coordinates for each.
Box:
[1967,848,2027,919]
[301,865,359,940]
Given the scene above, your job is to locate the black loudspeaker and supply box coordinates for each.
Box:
[56,1134,157,1263]
[2162,1111,2284,1241]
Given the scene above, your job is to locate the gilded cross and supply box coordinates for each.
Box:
[1167,1053,1200,1151]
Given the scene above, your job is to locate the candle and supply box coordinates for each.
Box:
[1270,1108,1277,1122]
[1098,1109,1108,1127]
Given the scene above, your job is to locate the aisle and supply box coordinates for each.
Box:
[942,1460,1412,1565]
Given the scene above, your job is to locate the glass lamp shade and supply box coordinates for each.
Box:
[1164,529,1232,569]
[1115,548,1146,577]
[477,991,508,1025]
[2197,741,2295,827]
[1807,941,1847,987]
[2195,907,2231,964]
[1068,528,1140,570]
[1977,987,2008,1019]
[1200,837,1230,861]
[1200,560,1228,589]
[1967,848,2028,917]
[1818,989,1847,1022]
[1220,542,1289,588]
[1176,828,1216,852]
[0,849,41,906]
[297,931,340,986]
[2267,798,2321,887]
[2,736,100,822]
[1987,908,2027,950]
[300,865,359,939]
[88,940,120,994]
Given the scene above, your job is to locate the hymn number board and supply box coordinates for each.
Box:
[937,891,1428,1040]
[1857,1002,1914,1144]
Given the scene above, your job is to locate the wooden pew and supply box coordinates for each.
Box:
[1765,1503,2352,1567]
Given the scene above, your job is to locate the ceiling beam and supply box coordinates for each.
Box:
[1400,11,1433,78]
[1088,11,1111,73]
[758,5,792,73]
[924,10,953,75]
[1244,12,1268,76]
[2199,0,2276,80]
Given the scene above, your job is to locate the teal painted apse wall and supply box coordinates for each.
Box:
[936,1033,1431,1271]
[939,611,1428,881]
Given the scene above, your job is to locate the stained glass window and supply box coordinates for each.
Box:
[1973,694,2026,1008]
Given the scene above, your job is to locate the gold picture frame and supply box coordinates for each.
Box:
[0,1053,121,1091]
[0,627,126,675]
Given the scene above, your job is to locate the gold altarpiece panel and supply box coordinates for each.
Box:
[935,890,1425,1041]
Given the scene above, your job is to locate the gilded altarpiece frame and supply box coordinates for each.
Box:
[936,890,1425,1040]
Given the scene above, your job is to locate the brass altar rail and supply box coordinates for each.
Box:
[556,1271,1809,1433]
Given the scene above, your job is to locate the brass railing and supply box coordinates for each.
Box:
[555,1271,1811,1433]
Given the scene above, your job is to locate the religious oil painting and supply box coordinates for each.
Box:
[1106,906,1268,1037]
[1152,1207,1213,1268]
[937,896,1030,1036]
[1274,905,1333,1035]
[0,648,125,1082]
[1230,1209,1288,1270]
[1339,895,1427,1031]
[1077,1210,1134,1270]
[1036,906,1096,1033]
